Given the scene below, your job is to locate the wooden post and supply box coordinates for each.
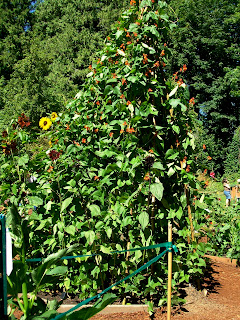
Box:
[167,223,172,320]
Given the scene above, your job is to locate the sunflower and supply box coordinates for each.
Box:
[39,117,52,130]
[51,112,58,121]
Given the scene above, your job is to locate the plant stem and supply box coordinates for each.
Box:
[21,245,29,316]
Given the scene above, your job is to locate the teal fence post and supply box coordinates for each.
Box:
[0,214,8,319]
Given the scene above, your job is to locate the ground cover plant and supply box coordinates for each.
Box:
[0,0,212,318]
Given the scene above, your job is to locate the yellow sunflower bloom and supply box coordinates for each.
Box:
[51,112,58,121]
[39,117,52,130]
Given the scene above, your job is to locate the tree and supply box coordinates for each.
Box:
[169,0,240,173]
[0,0,129,127]
[0,0,34,120]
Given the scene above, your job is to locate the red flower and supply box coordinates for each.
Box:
[82,138,86,143]
[210,172,215,178]
[109,132,113,137]
[207,156,212,160]
[203,144,206,150]
[49,150,60,161]
[94,176,99,180]
[183,64,187,72]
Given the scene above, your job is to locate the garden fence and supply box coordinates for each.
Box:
[0,214,177,320]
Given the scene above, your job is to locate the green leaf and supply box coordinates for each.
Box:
[61,197,73,213]
[88,204,101,217]
[32,310,58,320]
[66,293,117,320]
[172,125,180,134]
[65,225,76,236]
[152,162,164,170]
[100,245,111,254]
[46,266,68,276]
[138,211,149,230]
[150,182,164,201]
[17,154,29,166]
[11,184,17,195]
[84,231,95,245]
[115,30,123,39]
[28,196,43,207]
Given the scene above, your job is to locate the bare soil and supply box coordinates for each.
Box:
[92,256,240,320]
[14,256,240,320]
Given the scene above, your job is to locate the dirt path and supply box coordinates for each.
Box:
[92,256,240,320]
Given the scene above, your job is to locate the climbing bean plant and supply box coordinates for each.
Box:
[0,0,210,315]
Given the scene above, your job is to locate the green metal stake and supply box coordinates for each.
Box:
[0,214,8,319]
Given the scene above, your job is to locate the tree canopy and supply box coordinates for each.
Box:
[169,0,240,173]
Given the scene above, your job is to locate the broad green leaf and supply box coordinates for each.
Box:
[61,197,72,213]
[100,245,111,254]
[88,204,101,217]
[150,182,164,201]
[46,266,68,276]
[115,30,123,39]
[17,154,29,166]
[138,211,149,230]
[152,162,164,170]
[65,225,76,236]
[84,231,95,245]
[28,196,43,207]
[172,125,180,134]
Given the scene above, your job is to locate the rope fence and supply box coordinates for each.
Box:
[0,214,177,320]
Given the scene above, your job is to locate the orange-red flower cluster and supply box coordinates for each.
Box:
[189,97,195,105]
[144,172,150,181]
[143,53,148,64]
[126,127,135,134]
[18,113,31,128]
[47,166,54,173]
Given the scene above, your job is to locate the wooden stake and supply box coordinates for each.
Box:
[167,223,172,320]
